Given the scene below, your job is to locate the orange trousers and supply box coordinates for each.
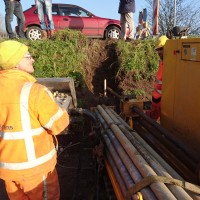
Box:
[4,169,60,200]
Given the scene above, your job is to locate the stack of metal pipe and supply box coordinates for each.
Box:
[132,106,199,184]
[95,105,200,200]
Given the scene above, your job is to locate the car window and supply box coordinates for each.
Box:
[59,6,90,17]
[78,9,91,17]
[52,4,59,15]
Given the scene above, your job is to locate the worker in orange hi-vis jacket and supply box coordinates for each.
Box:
[150,35,168,121]
[0,40,70,200]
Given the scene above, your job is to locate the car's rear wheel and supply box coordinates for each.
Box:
[105,26,120,39]
[26,26,42,40]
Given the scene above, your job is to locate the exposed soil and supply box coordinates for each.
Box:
[83,39,120,93]
[76,39,153,109]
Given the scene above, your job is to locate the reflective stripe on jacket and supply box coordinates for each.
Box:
[152,60,163,100]
[0,69,69,180]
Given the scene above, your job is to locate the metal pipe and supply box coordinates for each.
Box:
[105,106,200,199]
[96,109,156,199]
[131,105,199,184]
[104,79,107,97]
[69,108,101,145]
[106,130,157,200]
[107,107,185,181]
[96,109,125,199]
[133,121,200,200]
[138,118,197,178]
[105,154,126,200]
[119,124,192,199]
[106,87,135,101]
[106,86,124,99]
[97,105,176,200]
[134,120,197,181]
[101,105,193,199]
[103,134,135,190]
[174,0,176,27]
[69,108,98,124]
[95,109,109,130]
[132,106,199,163]
[96,109,155,199]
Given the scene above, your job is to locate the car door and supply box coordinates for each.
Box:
[52,4,62,30]
[57,5,100,37]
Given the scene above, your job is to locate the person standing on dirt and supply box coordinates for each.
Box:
[118,0,135,40]
[0,40,69,199]
[35,0,55,39]
[150,35,168,121]
[3,0,26,39]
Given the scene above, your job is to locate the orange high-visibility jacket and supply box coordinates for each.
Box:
[0,69,69,180]
[152,60,163,100]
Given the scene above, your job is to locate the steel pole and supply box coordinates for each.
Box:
[174,0,176,27]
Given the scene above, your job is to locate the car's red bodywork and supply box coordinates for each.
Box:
[22,4,122,40]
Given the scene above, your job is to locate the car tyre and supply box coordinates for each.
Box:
[105,26,120,39]
[26,26,42,40]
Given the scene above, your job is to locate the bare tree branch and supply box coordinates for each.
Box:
[144,0,200,35]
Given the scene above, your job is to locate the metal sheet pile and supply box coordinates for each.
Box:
[95,105,200,200]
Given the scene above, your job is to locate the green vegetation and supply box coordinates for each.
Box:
[22,29,88,87]
[16,29,159,95]
[116,39,159,81]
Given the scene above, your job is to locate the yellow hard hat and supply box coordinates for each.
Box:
[155,35,168,50]
[0,40,28,70]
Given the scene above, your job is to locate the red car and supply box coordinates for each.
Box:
[23,4,122,40]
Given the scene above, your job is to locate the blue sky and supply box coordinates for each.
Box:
[1,0,147,28]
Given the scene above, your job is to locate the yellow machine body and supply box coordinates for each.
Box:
[161,38,200,153]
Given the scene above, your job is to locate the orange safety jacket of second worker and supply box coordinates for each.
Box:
[0,69,69,181]
[152,60,163,101]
